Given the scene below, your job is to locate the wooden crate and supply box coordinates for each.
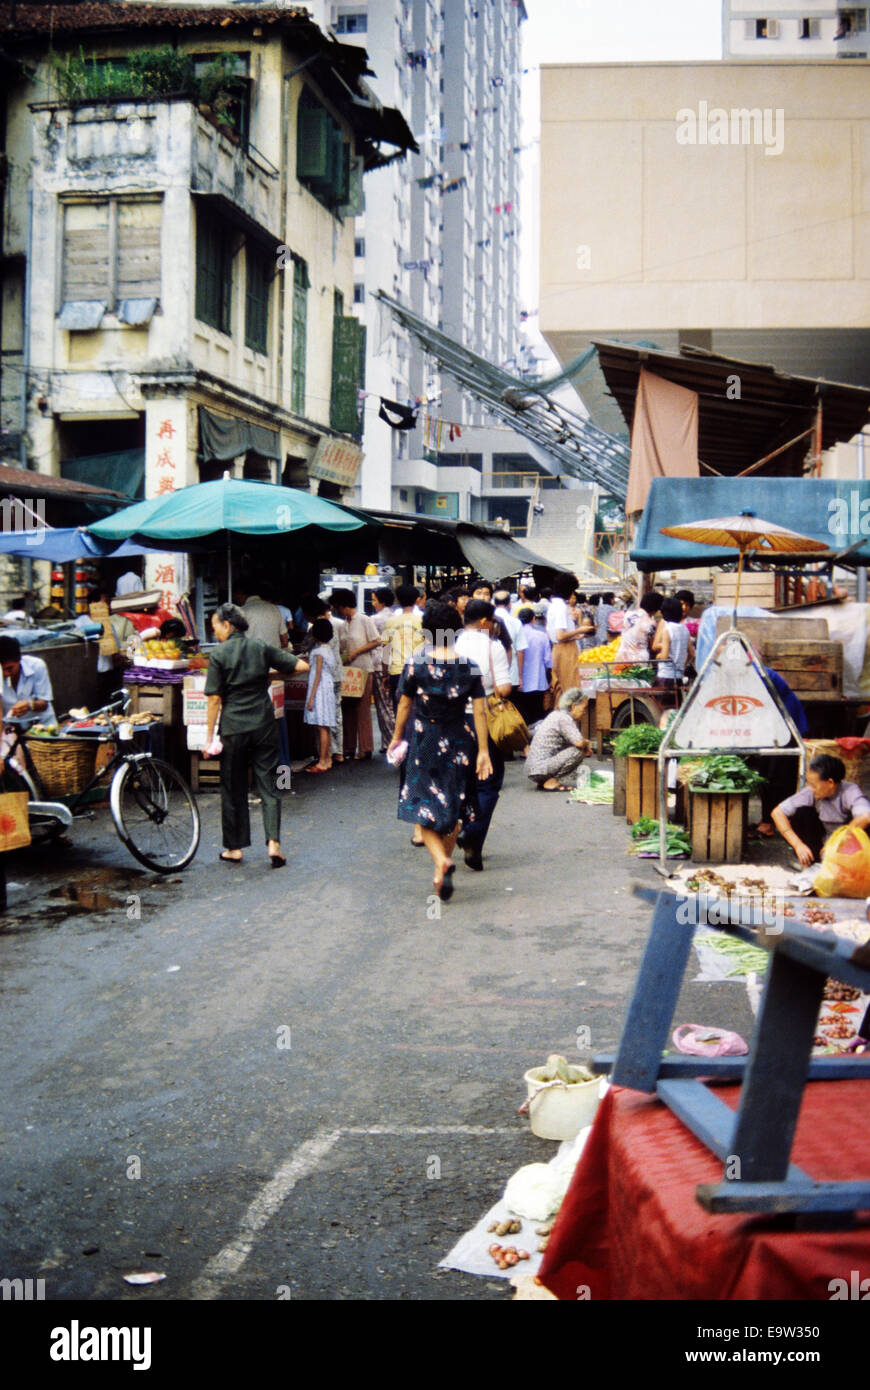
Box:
[689,790,748,862]
[128,682,184,768]
[715,617,829,643]
[714,572,777,607]
[626,754,659,824]
[761,639,843,701]
[612,754,627,817]
[189,752,222,793]
[580,699,596,743]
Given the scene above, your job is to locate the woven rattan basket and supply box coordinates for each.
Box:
[24,736,100,797]
[804,739,870,794]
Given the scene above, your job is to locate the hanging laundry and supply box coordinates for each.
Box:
[379,398,418,431]
[448,423,462,442]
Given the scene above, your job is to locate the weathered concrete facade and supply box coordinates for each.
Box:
[0,4,413,607]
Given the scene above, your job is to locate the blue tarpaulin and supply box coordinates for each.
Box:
[630,477,870,571]
[0,529,159,563]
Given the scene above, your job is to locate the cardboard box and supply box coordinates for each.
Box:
[284,676,309,711]
[184,675,284,724]
[183,674,208,726]
[269,680,285,718]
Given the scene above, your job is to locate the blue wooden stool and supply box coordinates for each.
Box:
[592,888,870,1216]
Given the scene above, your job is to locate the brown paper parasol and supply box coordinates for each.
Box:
[659,511,829,610]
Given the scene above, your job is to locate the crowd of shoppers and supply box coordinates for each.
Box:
[237,573,706,901]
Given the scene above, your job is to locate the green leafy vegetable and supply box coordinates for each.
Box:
[689,755,766,794]
[612,724,664,757]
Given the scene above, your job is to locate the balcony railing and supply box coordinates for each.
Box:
[483,472,562,490]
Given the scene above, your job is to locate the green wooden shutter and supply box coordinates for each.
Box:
[245,243,269,353]
[331,315,365,438]
[297,93,329,181]
[291,256,308,415]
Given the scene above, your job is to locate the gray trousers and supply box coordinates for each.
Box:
[529,745,584,786]
[220,718,281,848]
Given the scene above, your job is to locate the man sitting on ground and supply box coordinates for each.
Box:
[771,753,870,867]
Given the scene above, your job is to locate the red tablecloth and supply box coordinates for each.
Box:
[539,1081,870,1300]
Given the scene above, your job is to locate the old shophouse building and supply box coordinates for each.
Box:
[0,2,414,606]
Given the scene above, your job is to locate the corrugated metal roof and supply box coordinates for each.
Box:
[593,340,870,478]
[0,4,311,35]
[0,461,130,500]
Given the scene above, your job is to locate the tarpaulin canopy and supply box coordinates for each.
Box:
[88,478,367,542]
[198,408,280,464]
[625,369,699,517]
[0,528,163,563]
[61,448,145,500]
[631,477,870,571]
[455,525,572,582]
[362,511,573,580]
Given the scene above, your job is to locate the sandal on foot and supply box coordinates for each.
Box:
[220,851,242,864]
[436,864,456,901]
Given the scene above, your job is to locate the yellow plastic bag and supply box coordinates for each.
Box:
[814,824,870,898]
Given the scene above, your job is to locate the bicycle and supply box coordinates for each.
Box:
[0,689,201,873]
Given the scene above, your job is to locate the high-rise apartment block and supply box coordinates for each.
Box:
[332,1,555,539]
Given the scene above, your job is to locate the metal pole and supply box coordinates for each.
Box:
[859,434,867,603]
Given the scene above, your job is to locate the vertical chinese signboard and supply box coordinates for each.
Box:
[144,398,190,613]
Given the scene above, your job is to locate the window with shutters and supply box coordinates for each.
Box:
[290,255,309,416]
[60,197,161,327]
[330,313,366,438]
[296,86,352,214]
[195,213,234,335]
[245,242,271,354]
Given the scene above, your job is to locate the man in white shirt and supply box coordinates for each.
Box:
[115,570,144,597]
[0,636,56,728]
[234,580,288,649]
[454,598,512,871]
[493,588,527,690]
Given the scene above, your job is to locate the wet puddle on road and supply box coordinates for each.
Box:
[0,864,183,934]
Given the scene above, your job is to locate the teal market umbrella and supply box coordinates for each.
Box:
[88,478,370,591]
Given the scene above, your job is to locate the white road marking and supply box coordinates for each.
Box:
[190,1128,343,1299]
[343,1125,517,1136]
[191,1124,517,1298]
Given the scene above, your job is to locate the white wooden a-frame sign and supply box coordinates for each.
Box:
[656,628,806,871]
[671,631,792,749]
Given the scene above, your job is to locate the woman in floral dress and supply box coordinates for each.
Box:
[387,603,492,901]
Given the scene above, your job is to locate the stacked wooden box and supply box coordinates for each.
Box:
[714,616,843,702]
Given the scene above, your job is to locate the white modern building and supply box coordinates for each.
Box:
[723,2,870,58]
[330,0,566,541]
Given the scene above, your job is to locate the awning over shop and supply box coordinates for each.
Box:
[0,460,133,525]
[455,525,571,582]
[0,528,162,562]
[198,407,281,463]
[61,448,145,500]
[594,340,870,478]
[365,511,573,581]
[630,477,870,571]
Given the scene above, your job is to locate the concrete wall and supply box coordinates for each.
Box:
[540,62,870,352]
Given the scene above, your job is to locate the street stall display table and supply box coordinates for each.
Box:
[124,670,185,769]
[538,1079,870,1301]
[539,888,870,1299]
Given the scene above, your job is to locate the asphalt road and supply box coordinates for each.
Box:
[0,751,759,1303]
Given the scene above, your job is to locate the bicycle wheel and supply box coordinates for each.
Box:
[110,757,200,872]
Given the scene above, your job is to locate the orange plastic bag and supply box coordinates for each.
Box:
[814,824,870,898]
